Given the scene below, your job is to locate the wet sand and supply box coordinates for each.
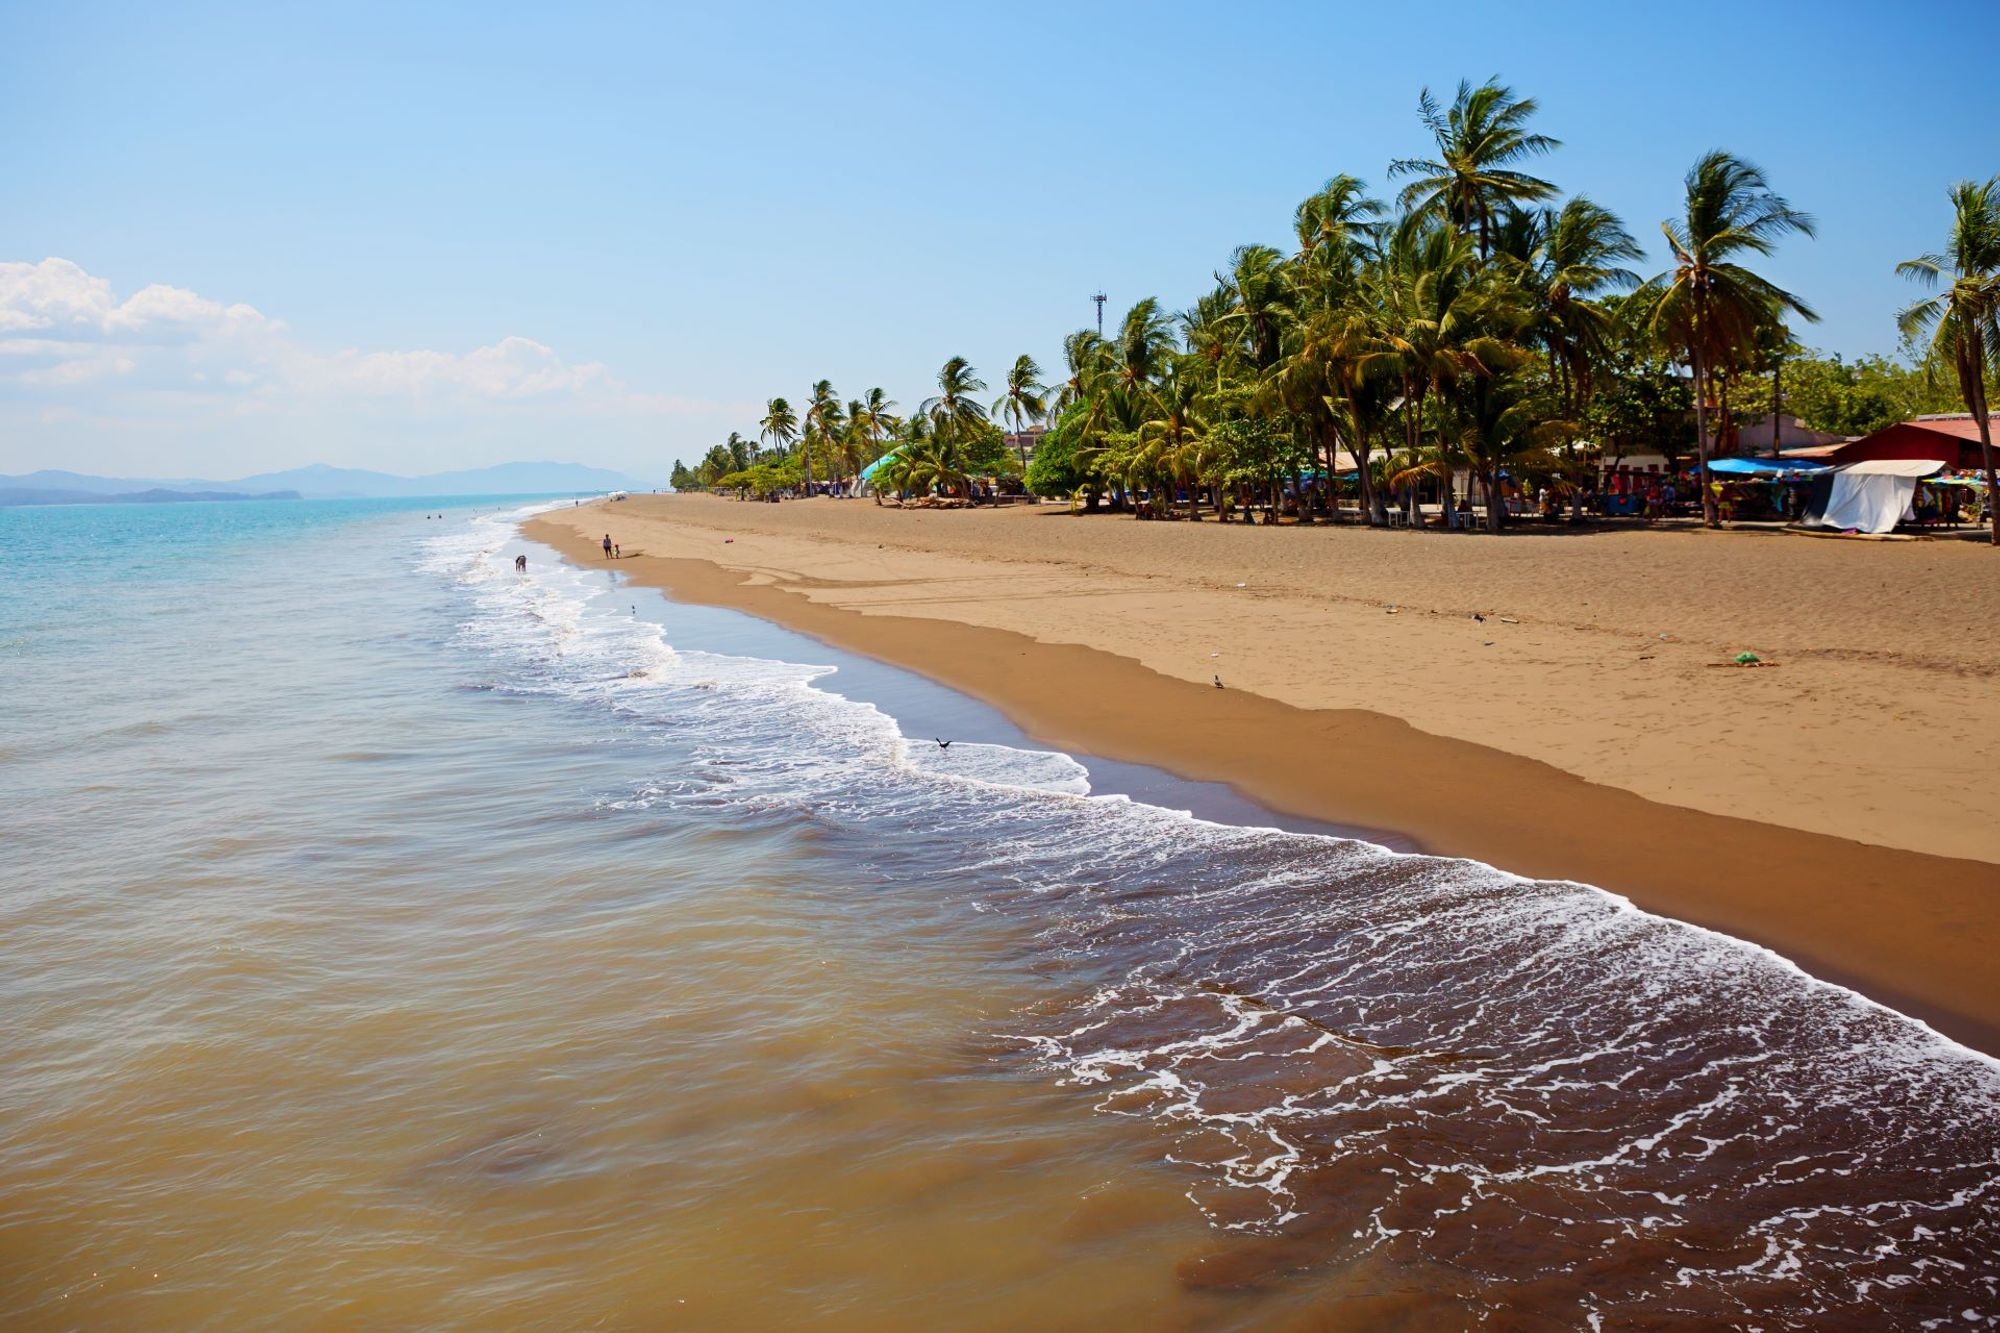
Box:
[526,496,2000,1052]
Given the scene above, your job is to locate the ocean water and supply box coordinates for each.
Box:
[2,497,1998,1330]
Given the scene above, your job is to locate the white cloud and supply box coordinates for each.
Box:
[0,258,117,333]
[317,336,611,399]
[106,282,278,337]
[0,258,280,339]
[0,256,739,477]
[0,257,626,409]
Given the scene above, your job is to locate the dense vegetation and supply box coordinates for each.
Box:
[671,79,2000,538]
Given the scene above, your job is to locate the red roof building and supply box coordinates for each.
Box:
[1787,414,2000,469]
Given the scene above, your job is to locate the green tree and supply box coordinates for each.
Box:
[1389,79,1561,259]
[992,355,1049,470]
[1136,354,1212,520]
[1023,405,1103,504]
[803,379,843,487]
[759,397,798,481]
[1898,175,2000,545]
[1637,151,1817,526]
[725,431,752,473]
[1217,244,1295,372]
[920,356,989,445]
[1526,197,1643,424]
[1111,298,1177,409]
[855,386,898,461]
[1373,215,1487,525]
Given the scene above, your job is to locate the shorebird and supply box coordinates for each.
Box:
[935,738,952,750]
[1213,675,1224,689]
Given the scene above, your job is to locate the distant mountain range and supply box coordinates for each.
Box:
[0,461,652,505]
[0,486,303,507]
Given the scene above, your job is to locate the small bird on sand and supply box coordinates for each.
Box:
[1213,675,1224,689]
[935,738,952,750]
[1473,612,1485,623]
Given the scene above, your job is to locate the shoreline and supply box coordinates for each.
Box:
[525,501,2000,1054]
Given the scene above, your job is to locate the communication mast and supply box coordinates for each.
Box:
[1092,291,1107,338]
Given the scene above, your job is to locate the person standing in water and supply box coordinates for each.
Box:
[602,534,613,559]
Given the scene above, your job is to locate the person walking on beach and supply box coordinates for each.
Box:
[602,534,613,559]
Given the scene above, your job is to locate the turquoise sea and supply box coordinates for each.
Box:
[2,496,1997,1329]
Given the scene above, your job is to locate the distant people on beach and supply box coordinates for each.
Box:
[514,554,527,572]
[614,543,621,558]
[602,534,613,558]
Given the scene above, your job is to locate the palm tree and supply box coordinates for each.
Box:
[856,386,898,459]
[801,379,843,490]
[1180,287,1237,386]
[1528,197,1643,423]
[1389,79,1561,259]
[1217,244,1296,372]
[1899,176,2000,546]
[1638,151,1817,526]
[1114,298,1175,391]
[759,397,798,481]
[1137,355,1211,520]
[898,437,970,498]
[1373,215,1487,525]
[992,355,1048,470]
[1051,329,1111,416]
[1286,295,1397,523]
[1293,174,1386,267]
[835,399,869,479]
[724,431,752,473]
[916,352,988,456]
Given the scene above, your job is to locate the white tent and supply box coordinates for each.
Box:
[1804,459,1944,534]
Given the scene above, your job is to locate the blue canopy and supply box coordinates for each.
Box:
[858,450,905,481]
[1708,456,1831,476]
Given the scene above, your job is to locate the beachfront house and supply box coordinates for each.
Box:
[1783,413,2000,470]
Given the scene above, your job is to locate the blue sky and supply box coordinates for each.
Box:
[4,0,1996,481]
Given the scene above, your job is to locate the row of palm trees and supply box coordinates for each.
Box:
[672,355,1047,501]
[1018,78,1833,533]
[675,78,1999,543]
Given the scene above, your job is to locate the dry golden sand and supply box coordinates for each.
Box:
[528,495,2000,1048]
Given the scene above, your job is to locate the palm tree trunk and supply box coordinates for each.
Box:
[1353,419,1378,525]
[1771,359,1784,458]
[1975,392,1999,547]
[1693,348,1717,528]
[1406,389,1426,528]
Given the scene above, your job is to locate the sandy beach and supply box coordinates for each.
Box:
[528,495,2000,1050]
